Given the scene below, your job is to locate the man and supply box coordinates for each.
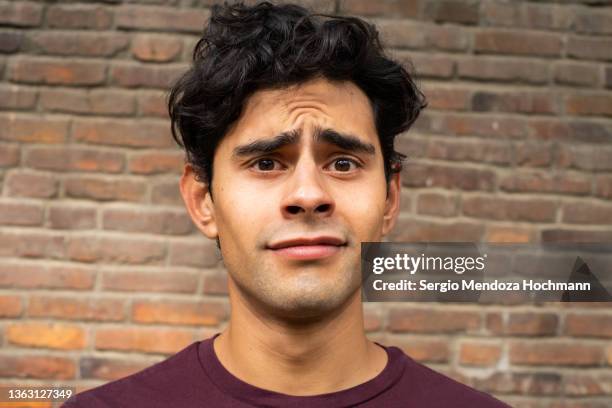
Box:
[64,2,509,407]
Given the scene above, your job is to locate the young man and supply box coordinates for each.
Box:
[64,2,509,407]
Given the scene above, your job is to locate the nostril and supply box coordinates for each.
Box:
[315,204,331,213]
[287,205,302,215]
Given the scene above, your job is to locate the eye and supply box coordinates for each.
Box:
[251,158,282,172]
[328,157,360,172]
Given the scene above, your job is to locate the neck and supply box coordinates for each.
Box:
[213,278,388,396]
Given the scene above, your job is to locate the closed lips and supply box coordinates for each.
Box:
[267,237,346,249]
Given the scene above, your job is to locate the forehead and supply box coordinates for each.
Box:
[224,77,378,144]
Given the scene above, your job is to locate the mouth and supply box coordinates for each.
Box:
[266,236,347,261]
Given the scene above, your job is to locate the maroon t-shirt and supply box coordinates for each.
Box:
[63,333,509,407]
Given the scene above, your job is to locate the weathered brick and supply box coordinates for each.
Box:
[388,308,481,333]
[510,341,603,366]
[48,204,97,230]
[116,5,209,33]
[0,262,95,290]
[9,57,106,86]
[101,269,198,294]
[457,56,549,84]
[102,207,193,235]
[131,34,183,62]
[378,20,468,51]
[554,62,602,87]
[339,0,419,18]
[169,239,219,268]
[0,295,22,317]
[567,36,612,62]
[128,151,183,174]
[505,313,559,336]
[541,229,612,243]
[474,29,562,57]
[472,91,557,115]
[73,118,174,148]
[132,300,226,326]
[565,93,612,117]
[402,162,496,191]
[7,322,86,350]
[562,201,612,225]
[151,180,184,206]
[0,113,68,144]
[565,314,612,338]
[64,175,147,202]
[424,0,479,25]
[522,3,574,31]
[138,91,169,117]
[95,327,193,354]
[80,357,152,381]
[0,201,43,226]
[0,355,75,379]
[574,9,612,35]
[462,196,557,223]
[0,231,65,259]
[25,146,125,173]
[423,86,471,111]
[425,139,512,165]
[28,31,129,58]
[389,217,485,242]
[28,296,125,322]
[0,30,23,53]
[460,341,502,366]
[0,1,42,27]
[595,175,612,199]
[426,113,527,139]
[500,172,591,196]
[65,235,166,265]
[202,273,228,295]
[564,374,611,397]
[0,144,20,168]
[416,192,458,217]
[0,84,36,109]
[473,372,562,396]
[47,4,113,29]
[109,62,187,89]
[480,1,519,27]
[403,53,455,79]
[393,338,450,363]
[514,142,552,167]
[486,225,536,243]
[39,88,136,116]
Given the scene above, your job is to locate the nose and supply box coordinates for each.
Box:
[280,158,335,219]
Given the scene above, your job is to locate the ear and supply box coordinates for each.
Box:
[381,171,401,237]
[179,164,218,240]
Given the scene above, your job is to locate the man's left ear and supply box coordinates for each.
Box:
[382,171,401,237]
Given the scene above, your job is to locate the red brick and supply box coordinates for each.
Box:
[378,20,468,51]
[0,30,23,53]
[48,204,97,230]
[95,327,193,354]
[0,113,68,144]
[151,180,184,206]
[0,201,43,226]
[574,9,612,35]
[131,34,183,62]
[567,36,612,62]
[480,1,519,27]
[475,29,562,57]
[0,231,65,259]
[595,175,612,199]
[562,202,612,225]
[426,138,512,165]
[169,239,219,268]
[0,1,42,27]
[423,86,471,111]
[102,207,193,235]
[9,57,106,86]
[0,84,37,109]
[515,142,552,167]
[202,273,228,295]
[28,296,125,322]
[510,341,603,366]
[393,338,450,363]
[457,56,549,84]
[0,355,75,379]
[0,295,22,317]
[473,372,562,396]
[138,91,169,117]
[40,88,136,116]
[389,217,485,242]
[564,374,611,397]
[28,31,128,57]
[4,171,58,198]
[462,196,557,223]
[25,146,125,173]
[554,62,602,87]
[565,314,612,338]
[486,225,536,243]
[424,0,479,25]
[101,269,198,294]
[128,150,183,174]
[472,91,557,115]
[566,93,612,117]
[557,144,612,172]
[0,143,19,167]
[7,322,86,350]
[505,313,559,336]
[64,175,147,202]
[73,118,174,148]
[426,113,527,139]
[132,300,226,326]
[116,5,209,33]
[0,262,95,290]
[47,4,113,29]
[388,308,481,334]
[65,235,166,265]
[80,357,153,381]
[109,62,187,89]
[500,172,591,196]
[339,0,419,18]
[460,342,502,366]
[416,192,458,217]
[541,229,612,243]
[523,3,574,30]
[402,162,496,191]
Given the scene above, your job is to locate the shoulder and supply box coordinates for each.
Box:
[61,342,201,408]
[391,346,511,407]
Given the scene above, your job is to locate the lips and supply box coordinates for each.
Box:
[266,236,347,261]
[267,236,346,250]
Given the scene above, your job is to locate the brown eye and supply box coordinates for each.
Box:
[333,158,356,172]
[256,159,276,171]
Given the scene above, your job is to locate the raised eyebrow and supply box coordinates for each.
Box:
[314,128,376,155]
[232,129,301,158]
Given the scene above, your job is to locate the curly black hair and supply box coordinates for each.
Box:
[167,1,426,191]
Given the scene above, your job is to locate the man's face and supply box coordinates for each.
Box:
[187,77,400,320]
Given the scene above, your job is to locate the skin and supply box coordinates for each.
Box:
[180,76,401,396]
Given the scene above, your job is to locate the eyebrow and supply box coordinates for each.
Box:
[232,127,376,158]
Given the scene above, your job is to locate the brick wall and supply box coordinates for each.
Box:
[1,0,611,406]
